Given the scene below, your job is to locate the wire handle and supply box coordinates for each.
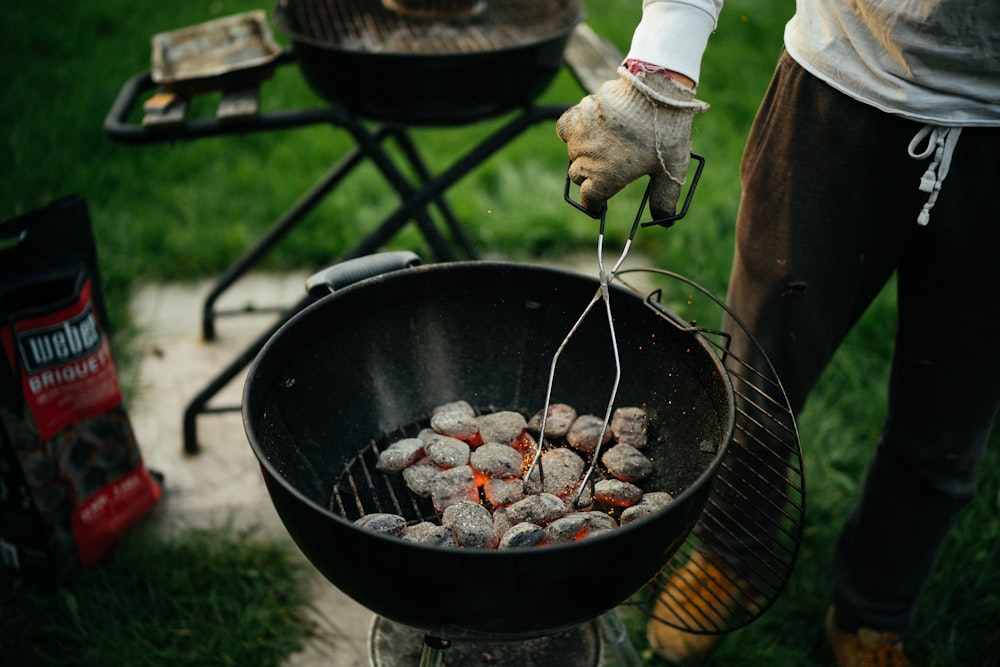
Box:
[563,153,706,228]
[530,155,706,507]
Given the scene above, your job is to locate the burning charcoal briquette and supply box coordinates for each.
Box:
[402,521,459,548]
[498,522,546,549]
[538,447,585,498]
[602,443,653,482]
[417,427,439,442]
[470,443,523,480]
[484,477,525,508]
[619,491,674,526]
[593,478,643,507]
[442,501,498,549]
[424,434,471,468]
[355,513,407,537]
[566,414,613,453]
[430,465,480,513]
[543,513,589,544]
[511,432,539,467]
[527,403,577,440]
[402,457,442,498]
[584,511,619,535]
[477,411,527,446]
[611,407,649,448]
[375,438,425,474]
[544,511,620,544]
[563,481,594,512]
[506,492,567,526]
[433,400,475,417]
[493,506,514,539]
[431,408,482,445]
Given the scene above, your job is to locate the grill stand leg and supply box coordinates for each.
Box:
[200,133,375,341]
[200,120,463,342]
[388,127,479,260]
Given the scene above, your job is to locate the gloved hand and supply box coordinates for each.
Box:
[557,65,708,218]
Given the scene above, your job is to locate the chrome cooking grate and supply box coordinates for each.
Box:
[279,0,583,54]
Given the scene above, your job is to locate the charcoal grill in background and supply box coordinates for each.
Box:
[274,0,586,125]
[242,254,805,666]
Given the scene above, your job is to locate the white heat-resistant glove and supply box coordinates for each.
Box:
[557,65,708,218]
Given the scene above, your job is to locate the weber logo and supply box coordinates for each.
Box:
[17,306,101,373]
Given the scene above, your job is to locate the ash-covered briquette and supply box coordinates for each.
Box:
[402,521,459,548]
[545,511,621,545]
[471,442,524,480]
[566,414,614,453]
[442,500,498,549]
[498,522,546,549]
[354,513,408,537]
[583,511,619,534]
[430,400,481,444]
[483,477,525,508]
[593,478,643,507]
[432,400,476,417]
[542,512,589,544]
[620,492,674,526]
[527,402,578,440]
[504,492,568,526]
[611,407,649,448]
[375,437,425,474]
[422,431,471,468]
[602,443,653,482]
[430,464,479,513]
[497,523,545,549]
[402,456,442,498]
[477,410,528,446]
[535,447,585,498]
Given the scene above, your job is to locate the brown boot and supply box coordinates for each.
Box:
[646,553,749,663]
[825,606,912,667]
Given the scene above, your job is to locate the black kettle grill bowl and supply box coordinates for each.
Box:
[243,261,735,639]
[273,0,586,125]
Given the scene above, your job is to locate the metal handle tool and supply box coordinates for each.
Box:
[525,154,705,505]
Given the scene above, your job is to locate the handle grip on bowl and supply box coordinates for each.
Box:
[306,251,421,298]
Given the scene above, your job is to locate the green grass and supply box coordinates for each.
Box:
[3,1,999,665]
[1,524,315,667]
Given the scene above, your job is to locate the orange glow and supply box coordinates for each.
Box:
[472,469,489,488]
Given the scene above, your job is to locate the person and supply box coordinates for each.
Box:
[556,1,1000,665]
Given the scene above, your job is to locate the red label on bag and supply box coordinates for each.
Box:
[0,279,122,440]
[70,465,162,566]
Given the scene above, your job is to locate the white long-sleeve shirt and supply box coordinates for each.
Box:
[626,0,723,84]
[627,0,1000,125]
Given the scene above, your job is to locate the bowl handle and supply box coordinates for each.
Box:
[305,251,421,298]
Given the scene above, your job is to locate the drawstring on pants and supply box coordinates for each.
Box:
[907,125,962,226]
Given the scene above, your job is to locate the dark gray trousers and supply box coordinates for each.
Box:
[727,50,1000,632]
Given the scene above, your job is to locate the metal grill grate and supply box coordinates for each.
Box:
[279,0,583,54]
